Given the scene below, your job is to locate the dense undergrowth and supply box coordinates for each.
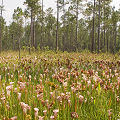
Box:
[0,51,120,120]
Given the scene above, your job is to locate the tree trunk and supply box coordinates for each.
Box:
[98,0,101,53]
[107,29,109,52]
[109,29,113,53]
[19,37,21,59]
[33,17,35,48]
[75,0,79,51]
[62,0,65,52]
[103,0,106,50]
[29,9,33,54]
[41,0,44,49]
[12,34,15,50]
[91,0,95,52]
[56,0,59,51]
[30,9,34,48]
[114,25,117,52]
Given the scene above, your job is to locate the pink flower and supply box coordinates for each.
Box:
[61,93,65,98]
[7,90,11,96]
[108,109,112,117]
[1,96,6,101]
[79,95,84,104]
[23,108,27,114]
[71,112,79,119]
[10,116,17,120]
[19,82,26,91]
[116,96,119,102]
[10,82,14,85]
[63,82,67,87]
[34,108,39,117]
[6,85,13,91]
[50,115,55,120]
[18,92,21,101]
[53,109,59,118]
[14,88,18,93]
[20,102,31,115]
[38,116,44,120]
[43,110,47,116]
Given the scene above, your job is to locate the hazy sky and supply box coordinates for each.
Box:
[1,0,120,25]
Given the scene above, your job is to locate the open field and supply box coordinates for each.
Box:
[0,51,120,120]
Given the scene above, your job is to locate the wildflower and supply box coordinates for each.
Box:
[23,108,27,115]
[45,99,49,104]
[20,102,31,115]
[85,98,87,103]
[10,116,17,120]
[43,110,47,116]
[26,115,31,120]
[29,75,31,80]
[87,80,91,86]
[40,74,43,79]
[38,116,44,120]
[79,95,84,104]
[18,92,21,101]
[14,88,18,93]
[63,82,67,87]
[7,90,11,96]
[61,93,65,98]
[34,108,39,117]
[71,112,79,119]
[50,115,55,120]
[6,85,13,91]
[68,99,71,106]
[91,97,93,102]
[19,82,26,91]
[6,104,10,110]
[19,75,23,81]
[1,96,6,101]
[71,87,76,93]
[10,82,14,85]
[116,96,119,102]
[108,109,112,117]
[11,74,13,78]
[87,91,90,96]
[37,93,43,100]
[57,96,62,103]
[53,109,59,118]
[41,100,45,106]
[50,92,54,98]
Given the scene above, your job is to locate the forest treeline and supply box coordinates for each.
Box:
[0,0,120,53]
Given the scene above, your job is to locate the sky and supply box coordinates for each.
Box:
[1,0,120,25]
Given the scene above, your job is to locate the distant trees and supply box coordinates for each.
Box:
[13,7,23,58]
[97,0,101,53]
[0,0,4,53]
[70,0,82,51]
[24,0,40,53]
[0,0,120,53]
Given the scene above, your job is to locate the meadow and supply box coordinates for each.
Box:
[0,51,120,120]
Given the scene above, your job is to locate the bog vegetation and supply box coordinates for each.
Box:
[0,51,120,119]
